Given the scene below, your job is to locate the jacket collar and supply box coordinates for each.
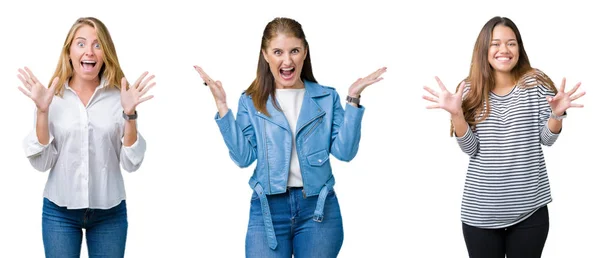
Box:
[257,80,329,133]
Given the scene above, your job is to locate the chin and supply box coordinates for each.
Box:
[492,65,516,74]
[276,79,299,88]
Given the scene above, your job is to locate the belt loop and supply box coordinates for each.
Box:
[253,184,278,250]
[313,185,329,222]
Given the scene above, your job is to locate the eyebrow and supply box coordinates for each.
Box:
[491,39,517,41]
[271,47,303,50]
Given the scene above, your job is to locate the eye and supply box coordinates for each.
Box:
[490,43,499,47]
[274,50,282,55]
[291,49,300,54]
[94,43,101,49]
[78,42,85,47]
[509,42,517,46]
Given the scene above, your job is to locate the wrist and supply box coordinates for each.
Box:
[37,108,49,115]
[450,111,464,120]
[123,108,136,116]
[550,110,567,121]
[346,95,361,106]
[348,91,360,98]
[122,110,138,120]
[216,102,228,109]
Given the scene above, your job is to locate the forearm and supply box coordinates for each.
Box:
[451,113,469,137]
[548,113,563,134]
[123,119,137,147]
[330,103,364,161]
[35,110,50,145]
[217,102,229,118]
[215,110,257,167]
[452,112,479,157]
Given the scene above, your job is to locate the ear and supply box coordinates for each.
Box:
[261,49,269,64]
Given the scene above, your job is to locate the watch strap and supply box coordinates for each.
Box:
[550,111,567,120]
[122,110,138,120]
[346,95,361,105]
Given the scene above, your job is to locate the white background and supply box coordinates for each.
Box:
[1,0,598,257]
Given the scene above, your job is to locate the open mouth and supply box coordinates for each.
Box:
[495,56,512,63]
[81,60,97,71]
[279,67,295,80]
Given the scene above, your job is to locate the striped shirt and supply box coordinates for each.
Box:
[456,74,560,228]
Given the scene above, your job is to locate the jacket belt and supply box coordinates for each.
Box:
[253,182,332,250]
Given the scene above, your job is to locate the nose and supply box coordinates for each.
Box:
[282,53,292,65]
[85,45,95,56]
[499,43,509,53]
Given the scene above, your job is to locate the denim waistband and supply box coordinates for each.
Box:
[252,184,330,250]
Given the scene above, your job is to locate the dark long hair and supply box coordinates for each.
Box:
[245,17,317,116]
[451,16,556,136]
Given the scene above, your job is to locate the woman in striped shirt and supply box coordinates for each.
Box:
[422,16,585,258]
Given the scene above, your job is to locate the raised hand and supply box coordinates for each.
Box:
[121,71,156,114]
[546,78,585,116]
[348,67,387,97]
[194,65,227,106]
[17,67,59,113]
[423,76,466,116]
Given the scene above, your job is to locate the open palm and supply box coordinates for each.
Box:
[423,76,465,116]
[348,67,387,97]
[194,65,227,105]
[17,67,59,113]
[547,77,585,115]
[121,71,156,114]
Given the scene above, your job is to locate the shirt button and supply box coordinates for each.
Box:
[318,159,322,163]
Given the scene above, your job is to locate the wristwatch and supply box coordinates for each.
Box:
[122,110,138,120]
[550,111,567,121]
[346,95,361,106]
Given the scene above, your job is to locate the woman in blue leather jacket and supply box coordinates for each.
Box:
[194,17,386,258]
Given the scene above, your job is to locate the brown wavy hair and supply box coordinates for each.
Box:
[451,16,557,136]
[245,17,317,116]
[50,17,126,96]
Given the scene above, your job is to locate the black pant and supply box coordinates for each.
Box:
[462,206,549,258]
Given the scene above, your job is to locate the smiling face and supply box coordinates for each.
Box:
[69,25,104,83]
[487,25,519,75]
[262,33,307,89]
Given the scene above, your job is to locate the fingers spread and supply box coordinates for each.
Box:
[570,91,586,101]
[566,82,581,96]
[18,86,32,98]
[422,95,438,103]
[435,76,448,92]
[139,74,155,91]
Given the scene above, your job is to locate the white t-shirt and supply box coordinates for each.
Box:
[275,88,305,187]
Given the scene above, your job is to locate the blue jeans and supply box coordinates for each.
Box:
[42,198,128,258]
[245,187,344,258]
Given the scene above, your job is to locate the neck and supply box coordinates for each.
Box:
[493,70,514,89]
[70,75,100,92]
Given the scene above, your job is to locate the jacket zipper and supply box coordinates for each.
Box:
[296,114,324,198]
[263,120,271,193]
[303,117,323,142]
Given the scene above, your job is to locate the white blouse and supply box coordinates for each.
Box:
[23,80,146,209]
[275,88,306,187]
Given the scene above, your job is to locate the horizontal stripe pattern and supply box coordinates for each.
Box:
[456,76,559,228]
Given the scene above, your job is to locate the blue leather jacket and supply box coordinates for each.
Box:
[214,80,364,249]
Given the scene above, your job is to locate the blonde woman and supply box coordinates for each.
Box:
[18,17,155,257]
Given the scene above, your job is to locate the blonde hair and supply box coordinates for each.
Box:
[49,17,127,95]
